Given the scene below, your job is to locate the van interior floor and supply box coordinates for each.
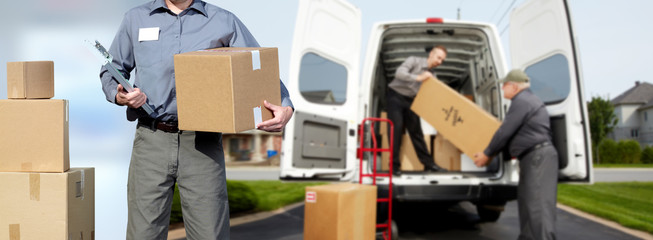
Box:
[381,171,499,178]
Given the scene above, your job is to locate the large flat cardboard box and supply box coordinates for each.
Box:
[7,61,54,99]
[0,99,69,172]
[411,78,501,159]
[174,47,281,133]
[0,168,94,240]
[433,134,462,171]
[304,183,377,240]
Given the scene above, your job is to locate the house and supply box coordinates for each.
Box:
[222,130,283,163]
[610,81,653,147]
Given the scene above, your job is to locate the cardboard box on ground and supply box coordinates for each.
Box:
[411,78,501,160]
[304,183,377,240]
[0,99,69,172]
[0,168,95,240]
[174,47,281,133]
[378,112,462,171]
[6,61,54,99]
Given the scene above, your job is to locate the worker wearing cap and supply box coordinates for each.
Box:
[473,69,558,240]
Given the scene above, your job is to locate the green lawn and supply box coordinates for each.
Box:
[558,182,653,234]
[239,180,328,211]
[171,180,326,223]
[594,163,653,168]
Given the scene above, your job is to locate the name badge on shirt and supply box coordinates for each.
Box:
[138,27,160,42]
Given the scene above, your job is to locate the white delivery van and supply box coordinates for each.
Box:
[280,0,592,225]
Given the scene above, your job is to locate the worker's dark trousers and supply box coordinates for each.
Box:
[386,89,434,170]
[518,145,559,240]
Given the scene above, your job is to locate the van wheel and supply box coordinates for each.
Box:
[476,204,504,222]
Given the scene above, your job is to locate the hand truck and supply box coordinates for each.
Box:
[358,117,394,240]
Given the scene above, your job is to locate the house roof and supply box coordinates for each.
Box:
[639,100,653,111]
[611,81,653,106]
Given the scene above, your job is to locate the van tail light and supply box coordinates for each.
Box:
[426,18,443,24]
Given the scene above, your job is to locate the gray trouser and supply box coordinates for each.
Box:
[518,145,558,240]
[127,126,229,240]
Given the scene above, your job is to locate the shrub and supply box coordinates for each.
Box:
[598,139,619,163]
[619,140,641,164]
[642,146,653,164]
[227,180,259,214]
[170,184,183,224]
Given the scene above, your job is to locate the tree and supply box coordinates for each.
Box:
[588,96,619,163]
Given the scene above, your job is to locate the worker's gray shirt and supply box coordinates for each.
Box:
[484,89,552,158]
[100,0,293,121]
[388,56,434,98]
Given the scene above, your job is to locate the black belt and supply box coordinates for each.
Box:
[517,141,551,159]
[138,118,179,133]
[389,89,415,102]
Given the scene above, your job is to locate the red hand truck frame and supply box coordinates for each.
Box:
[358,117,394,240]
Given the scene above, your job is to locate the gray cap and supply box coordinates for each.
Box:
[500,69,530,83]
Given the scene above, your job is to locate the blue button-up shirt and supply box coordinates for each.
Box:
[100,0,293,121]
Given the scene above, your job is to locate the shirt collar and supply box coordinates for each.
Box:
[514,88,531,99]
[150,0,208,17]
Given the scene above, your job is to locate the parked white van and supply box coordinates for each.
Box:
[279,0,592,228]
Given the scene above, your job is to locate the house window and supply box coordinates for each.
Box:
[631,129,639,138]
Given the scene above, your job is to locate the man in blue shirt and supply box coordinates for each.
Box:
[99,0,293,239]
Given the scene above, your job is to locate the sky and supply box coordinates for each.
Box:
[1,0,652,239]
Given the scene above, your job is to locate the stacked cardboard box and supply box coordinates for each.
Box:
[378,112,462,171]
[1,61,94,240]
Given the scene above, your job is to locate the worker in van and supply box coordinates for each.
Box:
[473,69,558,240]
[386,45,448,176]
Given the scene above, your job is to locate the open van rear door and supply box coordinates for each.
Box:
[279,0,361,181]
[510,0,592,182]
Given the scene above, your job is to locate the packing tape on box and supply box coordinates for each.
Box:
[250,50,261,70]
[201,49,261,70]
[9,224,20,240]
[253,106,263,128]
[78,169,86,200]
[29,173,40,201]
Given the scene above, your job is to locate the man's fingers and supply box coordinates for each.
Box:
[263,100,279,111]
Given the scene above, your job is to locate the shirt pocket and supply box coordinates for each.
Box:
[134,40,163,67]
